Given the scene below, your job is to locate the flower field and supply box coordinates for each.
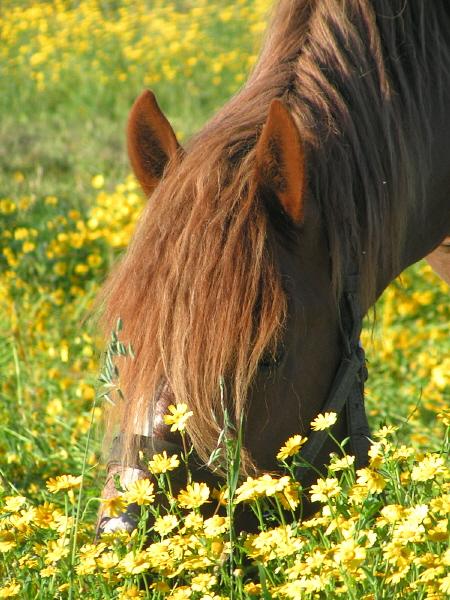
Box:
[0,1,448,598]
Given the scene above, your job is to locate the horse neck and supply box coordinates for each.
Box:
[392,93,450,290]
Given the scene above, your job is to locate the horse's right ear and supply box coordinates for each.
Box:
[255,99,305,223]
[127,90,182,197]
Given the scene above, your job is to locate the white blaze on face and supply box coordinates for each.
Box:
[100,514,136,534]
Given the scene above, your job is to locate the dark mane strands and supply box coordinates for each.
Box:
[100,1,450,472]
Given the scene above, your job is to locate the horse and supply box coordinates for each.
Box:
[96,0,450,534]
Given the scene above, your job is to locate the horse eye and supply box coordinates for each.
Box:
[259,349,284,370]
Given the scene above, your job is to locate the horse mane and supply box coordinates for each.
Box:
[100,0,450,472]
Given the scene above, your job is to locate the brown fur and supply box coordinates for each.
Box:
[98,1,450,473]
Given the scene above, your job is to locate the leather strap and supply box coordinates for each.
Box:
[296,271,370,475]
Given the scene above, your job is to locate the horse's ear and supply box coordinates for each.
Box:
[127,90,182,197]
[255,99,306,223]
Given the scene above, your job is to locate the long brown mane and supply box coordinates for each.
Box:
[100,0,450,471]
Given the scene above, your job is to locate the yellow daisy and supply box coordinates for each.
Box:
[163,403,193,432]
[153,514,178,536]
[310,412,338,431]
[123,479,155,506]
[0,580,20,598]
[277,435,308,461]
[148,451,180,474]
[119,551,151,575]
[100,495,127,517]
[177,482,210,509]
[46,474,82,494]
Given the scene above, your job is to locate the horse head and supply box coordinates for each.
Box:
[123,90,346,477]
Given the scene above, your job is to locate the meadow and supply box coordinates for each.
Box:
[0,0,448,598]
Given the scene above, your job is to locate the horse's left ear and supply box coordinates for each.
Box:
[255,99,306,224]
[127,90,183,197]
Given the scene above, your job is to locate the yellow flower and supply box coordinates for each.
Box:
[148,451,180,474]
[235,474,290,503]
[58,584,70,593]
[278,482,301,510]
[368,441,384,469]
[430,495,450,515]
[118,586,146,599]
[34,502,58,528]
[0,532,16,553]
[150,582,170,594]
[44,538,69,564]
[203,515,229,537]
[310,412,338,431]
[76,556,97,575]
[183,511,204,531]
[329,454,355,472]
[411,454,446,482]
[437,410,450,427]
[46,474,82,493]
[22,241,36,253]
[96,551,119,571]
[91,174,105,189]
[377,504,405,525]
[191,573,217,592]
[79,543,106,560]
[245,525,302,562]
[356,468,386,493]
[153,514,178,536]
[100,495,127,517]
[427,519,448,542]
[167,587,192,600]
[3,496,27,512]
[373,425,398,439]
[119,551,151,575]
[440,575,450,594]
[234,477,261,503]
[277,435,308,461]
[383,541,411,568]
[163,403,193,432]
[87,253,102,267]
[14,227,28,240]
[0,580,20,598]
[40,566,57,577]
[255,474,291,496]
[177,482,210,509]
[244,583,262,596]
[310,478,341,503]
[53,262,67,276]
[75,263,89,275]
[333,538,366,570]
[123,479,155,506]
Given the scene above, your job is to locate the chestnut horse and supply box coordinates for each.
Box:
[97,0,450,532]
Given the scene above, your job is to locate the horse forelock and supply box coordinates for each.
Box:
[100,0,450,472]
[100,135,288,473]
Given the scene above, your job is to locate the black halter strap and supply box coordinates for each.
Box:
[297,272,370,473]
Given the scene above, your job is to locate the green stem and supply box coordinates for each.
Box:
[68,394,97,600]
